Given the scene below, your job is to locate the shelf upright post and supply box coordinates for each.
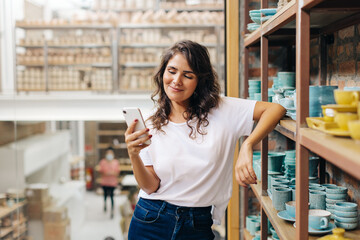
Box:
[295,4,310,240]
[260,0,269,239]
[319,35,327,86]
[44,40,49,92]
[112,27,119,93]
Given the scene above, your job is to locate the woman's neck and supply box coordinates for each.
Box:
[169,101,188,123]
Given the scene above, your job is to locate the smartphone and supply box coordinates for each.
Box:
[123,107,151,145]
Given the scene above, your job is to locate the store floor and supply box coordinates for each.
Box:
[73,191,126,240]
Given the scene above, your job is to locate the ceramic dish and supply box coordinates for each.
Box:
[293,222,336,235]
[277,210,295,222]
[260,8,277,15]
[334,202,358,212]
[306,117,339,131]
[334,220,358,230]
[324,128,351,137]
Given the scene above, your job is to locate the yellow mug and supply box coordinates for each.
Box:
[348,120,360,141]
[334,113,358,131]
[358,102,360,118]
[334,90,360,106]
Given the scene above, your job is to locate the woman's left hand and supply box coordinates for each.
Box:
[235,141,257,187]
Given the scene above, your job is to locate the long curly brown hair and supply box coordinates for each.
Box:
[149,40,221,138]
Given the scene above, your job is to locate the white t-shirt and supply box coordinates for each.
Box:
[138,96,257,224]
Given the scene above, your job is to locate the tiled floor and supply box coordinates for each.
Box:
[73,191,127,240]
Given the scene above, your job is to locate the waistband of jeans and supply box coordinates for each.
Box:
[139,197,212,214]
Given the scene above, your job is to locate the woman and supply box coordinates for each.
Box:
[125,40,286,239]
[97,147,120,219]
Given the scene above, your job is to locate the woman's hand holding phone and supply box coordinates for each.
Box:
[124,119,152,158]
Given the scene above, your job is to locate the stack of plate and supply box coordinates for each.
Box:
[333,202,359,230]
[248,80,261,100]
[325,186,348,219]
[284,150,296,179]
[247,22,260,32]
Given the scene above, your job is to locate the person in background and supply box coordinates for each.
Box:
[125,40,286,239]
[96,146,120,219]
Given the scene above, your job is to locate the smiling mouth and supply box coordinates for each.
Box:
[169,86,183,92]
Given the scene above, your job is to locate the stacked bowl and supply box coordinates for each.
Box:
[249,10,261,24]
[278,72,295,91]
[333,202,359,230]
[284,150,295,179]
[260,8,277,24]
[325,186,348,219]
[248,80,261,100]
[247,22,260,32]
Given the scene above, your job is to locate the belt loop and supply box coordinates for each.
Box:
[159,200,166,213]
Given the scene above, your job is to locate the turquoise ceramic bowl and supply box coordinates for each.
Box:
[251,17,261,24]
[250,12,261,17]
[248,88,261,93]
[334,210,358,218]
[334,202,358,212]
[249,80,261,86]
[334,216,359,223]
[325,186,348,194]
[334,220,358,230]
[249,10,261,14]
[260,8,277,15]
[285,150,296,158]
[326,193,348,200]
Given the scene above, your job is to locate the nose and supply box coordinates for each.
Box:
[172,73,182,86]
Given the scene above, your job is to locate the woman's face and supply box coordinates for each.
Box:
[163,53,198,106]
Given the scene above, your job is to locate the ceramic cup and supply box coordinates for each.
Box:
[308,209,331,230]
[334,90,360,106]
[268,172,283,191]
[246,215,259,231]
[289,185,296,200]
[249,218,261,235]
[285,201,296,218]
[348,120,360,141]
[321,184,337,189]
[273,187,292,211]
[309,191,326,210]
[308,157,320,177]
[334,113,358,131]
[268,152,286,172]
[271,184,289,194]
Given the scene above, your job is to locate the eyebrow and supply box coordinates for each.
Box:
[167,66,194,74]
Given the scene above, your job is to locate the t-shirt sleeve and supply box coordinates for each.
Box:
[223,97,257,138]
[139,147,153,166]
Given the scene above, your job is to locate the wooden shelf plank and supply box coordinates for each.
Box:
[244,0,296,47]
[98,143,127,149]
[250,183,298,240]
[261,0,297,36]
[299,128,360,179]
[243,229,253,240]
[97,130,125,136]
[119,164,133,172]
[0,227,13,238]
[275,119,296,141]
[0,201,27,219]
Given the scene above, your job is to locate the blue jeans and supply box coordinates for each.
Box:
[128,198,214,240]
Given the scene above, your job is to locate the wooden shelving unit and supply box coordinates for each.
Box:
[0,201,28,239]
[239,0,360,239]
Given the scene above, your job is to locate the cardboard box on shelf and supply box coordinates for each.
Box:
[43,206,68,223]
[26,197,52,220]
[44,218,70,240]
[26,184,49,202]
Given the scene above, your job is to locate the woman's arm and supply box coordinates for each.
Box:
[235,101,286,187]
[125,120,160,194]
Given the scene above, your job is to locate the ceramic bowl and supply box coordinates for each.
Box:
[326,193,348,200]
[326,203,334,209]
[334,202,358,212]
[249,80,261,86]
[251,17,261,24]
[349,120,360,141]
[279,98,294,108]
[309,186,325,191]
[325,186,348,194]
[334,220,358,230]
[326,198,346,204]
[334,215,359,223]
[260,8,277,15]
[333,209,358,218]
[321,184,337,189]
[250,12,261,17]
